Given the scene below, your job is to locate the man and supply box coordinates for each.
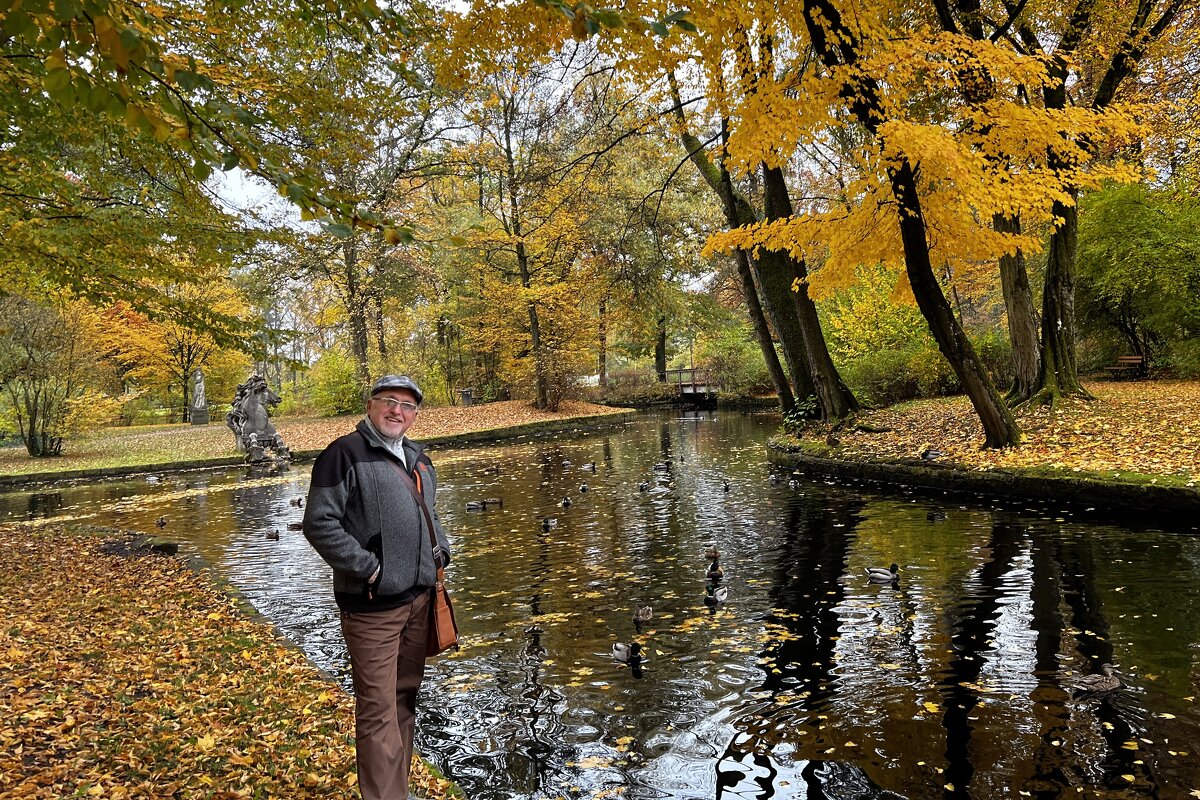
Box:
[303,375,451,800]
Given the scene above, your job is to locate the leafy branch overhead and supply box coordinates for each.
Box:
[4,0,413,242]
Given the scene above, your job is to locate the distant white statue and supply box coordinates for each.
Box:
[193,368,207,409]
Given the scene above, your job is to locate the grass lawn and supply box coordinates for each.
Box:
[0,400,631,477]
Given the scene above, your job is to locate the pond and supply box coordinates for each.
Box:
[2,409,1199,800]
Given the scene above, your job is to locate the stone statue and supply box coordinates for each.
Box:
[190,368,209,426]
[226,374,290,464]
[193,369,207,408]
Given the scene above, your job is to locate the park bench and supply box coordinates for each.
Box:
[1104,355,1147,380]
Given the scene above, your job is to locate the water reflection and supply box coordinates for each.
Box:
[1,410,1198,800]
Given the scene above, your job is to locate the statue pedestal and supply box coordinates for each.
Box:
[191,408,210,426]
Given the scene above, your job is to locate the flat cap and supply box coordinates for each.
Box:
[370,374,423,404]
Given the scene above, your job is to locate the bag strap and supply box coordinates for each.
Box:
[383,457,445,579]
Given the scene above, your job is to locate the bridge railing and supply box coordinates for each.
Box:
[663,368,714,395]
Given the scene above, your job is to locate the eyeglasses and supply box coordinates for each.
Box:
[373,397,419,413]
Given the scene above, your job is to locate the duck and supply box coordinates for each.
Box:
[465,500,487,511]
[632,606,653,624]
[788,478,800,489]
[638,481,650,492]
[825,434,841,447]
[706,559,724,581]
[920,445,947,462]
[722,480,730,492]
[290,496,305,508]
[926,510,946,522]
[286,522,303,531]
[612,641,642,663]
[541,517,558,530]
[581,462,597,472]
[867,564,900,584]
[579,483,588,493]
[155,515,168,529]
[483,497,503,507]
[560,496,573,507]
[482,465,500,475]
[769,474,780,485]
[704,583,729,607]
[704,545,720,561]
[1068,663,1121,695]
[265,529,280,541]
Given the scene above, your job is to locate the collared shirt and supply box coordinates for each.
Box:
[363,417,406,468]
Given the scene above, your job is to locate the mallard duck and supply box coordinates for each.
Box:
[769,474,780,485]
[612,641,642,663]
[560,496,572,508]
[704,545,720,561]
[704,583,729,607]
[155,515,168,529]
[920,446,947,462]
[1068,663,1121,695]
[290,496,305,508]
[483,497,503,507]
[706,559,724,581]
[722,480,730,492]
[632,605,653,624]
[638,481,650,492]
[867,564,900,584]
[286,522,303,531]
[541,517,557,530]
[579,483,589,493]
[581,462,597,472]
[788,478,800,489]
[265,529,280,541]
[465,500,486,511]
[482,465,501,475]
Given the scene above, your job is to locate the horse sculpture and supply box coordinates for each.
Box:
[226,375,291,464]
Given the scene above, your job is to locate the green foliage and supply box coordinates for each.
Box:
[838,341,958,407]
[694,322,771,397]
[781,395,820,434]
[1077,183,1200,376]
[972,328,1015,389]
[307,350,364,417]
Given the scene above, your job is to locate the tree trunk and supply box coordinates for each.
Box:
[502,101,549,409]
[891,163,1020,447]
[598,295,608,391]
[666,77,812,406]
[655,316,667,382]
[342,237,371,387]
[761,165,859,420]
[1034,195,1092,405]
[799,0,1018,446]
[734,248,794,412]
[995,214,1041,403]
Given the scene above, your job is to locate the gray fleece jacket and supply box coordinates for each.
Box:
[302,420,452,612]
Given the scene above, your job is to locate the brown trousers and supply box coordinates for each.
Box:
[341,591,430,800]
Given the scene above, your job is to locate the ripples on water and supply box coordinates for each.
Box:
[2,410,1199,800]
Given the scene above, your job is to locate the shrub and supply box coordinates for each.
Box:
[695,326,772,397]
[840,341,958,407]
[308,350,364,417]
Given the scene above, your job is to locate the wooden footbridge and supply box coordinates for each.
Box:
[664,368,716,403]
